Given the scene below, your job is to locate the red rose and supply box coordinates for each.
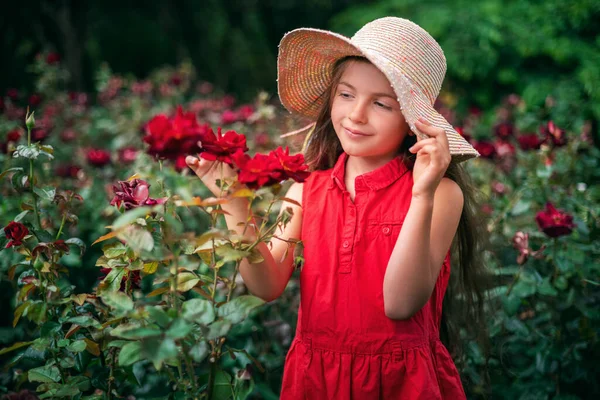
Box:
[170,74,182,86]
[60,128,77,142]
[46,52,60,65]
[4,221,29,248]
[232,151,280,189]
[118,147,138,164]
[200,128,249,166]
[29,94,43,107]
[473,140,496,159]
[271,146,311,183]
[494,122,514,140]
[7,128,22,142]
[143,106,212,163]
[535,202,575,238]
[110,179,165,210]
[7,88,18,101]
[221,110,239,125]
[87,149,111,167]
[255,133,270,147]
[517,133,544,151]
[454,126,472,143]
[237,105,255,121]
[540,121,567,147]
[55,165,82,179]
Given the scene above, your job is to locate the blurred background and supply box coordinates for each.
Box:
[1,1,599,399]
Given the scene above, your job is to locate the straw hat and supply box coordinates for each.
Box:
[277,17,479,163]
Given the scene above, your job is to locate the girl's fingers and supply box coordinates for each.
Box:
[415,119,449,148]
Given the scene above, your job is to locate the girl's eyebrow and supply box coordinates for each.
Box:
[338,81,397,100]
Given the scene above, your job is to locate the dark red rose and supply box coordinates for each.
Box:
[30,128,49,142]
[200,128,249,166]
[455,126,472,143]
[221,110,239,125]
[170,74,182,86]
[255,132,270,147]
[143,106,212,164]
[7,128,22,142]
[29,94,43,107]
[473,140,496,159]
[468,106,482,117]
[222,95,236,108]
[494,122,514,140]
[131,80,153,96]
[517,133,544,151]
[87,149,111,167]
[7,88,18,101]
[4,221,29,248]
[535,202,575,238]
[198,81,214,95]
[512,231,545,265]
[110,178,165,210]
[68,91,88,106]
[540,121,567,147]
[118,147,138,164]
[60,128,77,142]
[55,165,82,179]
[46,52,60,65]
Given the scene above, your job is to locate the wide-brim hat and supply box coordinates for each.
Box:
[277,17,479,163]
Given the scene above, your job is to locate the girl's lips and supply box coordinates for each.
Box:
[344,127,371,138]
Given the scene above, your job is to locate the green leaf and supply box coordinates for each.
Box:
[66,316,102,329]
[207,320,232,340]
[182,298,215,325]
[212,369,234,400]
[0,341,33,355]
[111,325,161,340]
[67,340,87,353]
[118,341,143,367]
[0,167,24,180]
[28,365,61,383]
[190,341,209,363]
[538,278,558,296]
[118,225,154,253]
[103,242,127,259]
[176,272,200,292]
[144,338,178,371]
[33,187,56,202]
[100,267,126,293]
[13,210,30,222]
[216,244,250,263]
[218,295,265,324]
[101,291,134,312]
[65,238,86,256]
[113,207,152,230]
[13,144,40,159]
[147,306,172,328]
[166,318,193,339]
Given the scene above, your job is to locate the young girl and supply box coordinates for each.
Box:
[187,17,491,400]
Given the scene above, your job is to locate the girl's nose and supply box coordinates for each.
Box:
[349,100,368,124]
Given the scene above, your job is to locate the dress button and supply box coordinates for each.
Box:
[382,226,391,235]
[342,241,350,248]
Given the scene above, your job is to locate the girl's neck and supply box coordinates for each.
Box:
[345,153,395,179]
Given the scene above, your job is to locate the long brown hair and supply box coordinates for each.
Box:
[300,56,496,395]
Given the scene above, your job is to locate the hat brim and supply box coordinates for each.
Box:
[277,28,480,163]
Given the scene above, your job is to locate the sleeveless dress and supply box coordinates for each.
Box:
[280,152,467,399]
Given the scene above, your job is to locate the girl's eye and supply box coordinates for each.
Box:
[338,92,352,99]
[375,101,392,110]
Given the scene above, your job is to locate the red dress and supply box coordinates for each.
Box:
[280,152,467,399]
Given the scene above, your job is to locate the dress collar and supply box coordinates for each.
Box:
[329,152,411,192]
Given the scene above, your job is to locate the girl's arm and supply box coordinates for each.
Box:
[383,177,463,320]
[185,156,302,302]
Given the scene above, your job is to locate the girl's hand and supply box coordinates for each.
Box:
[408,117,451,200]
[185,151,237,197]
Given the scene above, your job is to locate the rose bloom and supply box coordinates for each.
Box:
[540,121,567,147]
[494,140,516,158]
[237,105,255,121]
[87,149,111,167]
[118,147,138,164]
[221,109,239,125]
[535,202,575,238]
[4,221,29,248]
[200,128,248,166]
[255,132,270,147]
[512,231,545,265]
[454,126,472,143]
[110,179,165,210]
[271,146,310,182]
[46,52,60,65]
[7,128,22,142]
[55,165,82,179]
[6,88,18,101]
[232,147,310,189]
[60,128,77,142]
[517,133,544,151]
[29,94,43,107]
[143,105,212,163]
[473,140,496,159]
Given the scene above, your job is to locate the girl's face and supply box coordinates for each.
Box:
[330,61,410,164]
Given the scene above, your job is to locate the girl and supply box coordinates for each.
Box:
[187,17,491,400]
